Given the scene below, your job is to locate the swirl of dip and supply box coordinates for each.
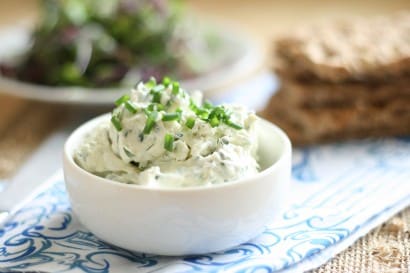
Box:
[74,78,260,187]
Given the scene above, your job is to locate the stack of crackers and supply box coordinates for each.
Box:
[262,12,410,146]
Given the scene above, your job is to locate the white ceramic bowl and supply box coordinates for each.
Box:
[63,114,291,255]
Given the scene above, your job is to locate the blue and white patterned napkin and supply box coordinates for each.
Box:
[1,137,409,273]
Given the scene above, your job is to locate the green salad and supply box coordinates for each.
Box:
[0,0,223,87]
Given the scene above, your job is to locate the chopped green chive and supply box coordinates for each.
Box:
[224,119,243,130]
[152,91,161,103]
[143,108,151,116]
[125,101,138,113]
[172,82,180,95]
[111,115,122,131]
[162,112,181,121]
[143,119,155,134]
[190,100,211,120]
[145,77,156,89]
[209,116,220,127]
[164,133,174,152]
[143,111,158,134]
[115,94,130,106]
[185,117,196,129]
[147,103,164,112]
[196,108,209,120]
[162,77,171,86]
[113,78,243,146]
[157,104,165,111]
[209,106,227,121]
[189,99,199,111]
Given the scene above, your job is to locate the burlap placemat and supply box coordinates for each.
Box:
[0,95,408,272]
[311,206,410,273]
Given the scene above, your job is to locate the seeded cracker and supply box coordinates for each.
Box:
[262,12,410,145]
[274,12,410,83]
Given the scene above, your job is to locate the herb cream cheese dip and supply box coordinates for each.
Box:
[74,78,260,187]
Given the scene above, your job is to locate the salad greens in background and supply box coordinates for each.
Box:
[0,0,224,88]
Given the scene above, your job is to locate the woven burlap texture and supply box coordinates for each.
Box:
[310,206,410,273]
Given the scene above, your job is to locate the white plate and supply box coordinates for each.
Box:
[0,25,262,105]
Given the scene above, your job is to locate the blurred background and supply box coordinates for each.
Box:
[1,0,409,53]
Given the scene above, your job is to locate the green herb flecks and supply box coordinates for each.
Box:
[145,77,157,89]
[224,119,243,130]
[111,115,122,131]
[164,133,174,152]
[123,147,135,158]
[162,112,181,122]
[143,111,158,134]
[147,103,164,112]
[112,78,244,154]
[151,91,161,103]
[115,94,130,106]
[185,117,196,129]
[209,116,220,127]
[125,101,138,113]
[172,81,180,95]
[162,76,171,87]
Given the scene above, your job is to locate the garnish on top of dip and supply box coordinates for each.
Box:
[74,78,259,187]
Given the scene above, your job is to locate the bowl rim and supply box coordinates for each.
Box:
[64,113,291,193]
